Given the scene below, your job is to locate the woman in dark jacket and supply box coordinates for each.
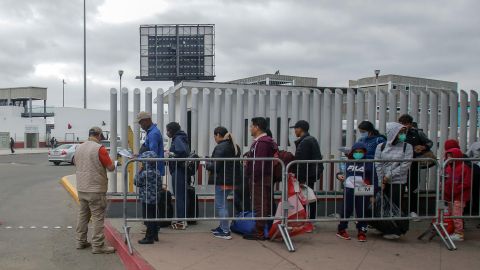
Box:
[206,126,242,240]
[357,121,386,159]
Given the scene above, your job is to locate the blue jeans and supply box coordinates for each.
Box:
[172,170,187,219]
[338,188,369,232]
[215,185,232,233]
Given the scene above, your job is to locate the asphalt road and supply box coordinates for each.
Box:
[0,154,124,270]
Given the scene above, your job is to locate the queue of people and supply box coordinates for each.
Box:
[73,111,478,253]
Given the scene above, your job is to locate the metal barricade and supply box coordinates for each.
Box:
[284,158,449,246]
[434,157,480,250]
[122,157,293,254]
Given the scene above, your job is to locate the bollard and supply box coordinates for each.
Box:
[120,87,129,193]
[224,88,233,131]
[145,87,152,115]
[156,88,164,135]
[191,88,199,152]
[109,88,118,193]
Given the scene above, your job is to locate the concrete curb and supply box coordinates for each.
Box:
[60,175,154,270]
[105,220,156,270]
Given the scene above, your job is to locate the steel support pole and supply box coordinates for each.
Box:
[367,89,376,123]
[120,87,129,193]
[469,90,478,146]
[269,90,278,141]
[378,89,387,135]
[346,88,355,148]
[459,90,468,152]
[224,88,233,131]
[133,89,141,155]
[109,88,117,192]
[145,87,153,114]
[190,88,199,152]
[235,89,245,152]
[179,88,188,131]
[280,91,289,150]
[156,88,164,134]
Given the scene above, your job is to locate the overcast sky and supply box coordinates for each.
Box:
[0,0,479,109]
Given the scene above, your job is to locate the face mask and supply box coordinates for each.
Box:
[359,131,368,139]
[353,152,364,160]
[398,133,407,142]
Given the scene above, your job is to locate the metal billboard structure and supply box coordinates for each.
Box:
[139,24,215,83]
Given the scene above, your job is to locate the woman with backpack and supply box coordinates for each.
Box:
[206,127,243,240]
[357,121,386,159]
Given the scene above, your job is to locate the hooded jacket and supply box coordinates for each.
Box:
[374,122,413,184]
[343,142,376,189]
[444,148,472,202]
[466,142,480,160]
[245,134,277,180]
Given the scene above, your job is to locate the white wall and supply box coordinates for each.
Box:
[0,106,47,146]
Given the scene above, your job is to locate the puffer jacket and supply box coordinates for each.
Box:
[134,151,162,204]
[444,148,472,202]
[374,122,413,184]
[358,135,386,159]
[206,140,242,186]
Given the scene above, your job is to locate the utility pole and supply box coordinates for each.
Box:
[62,79,66,107]
[83,0,87,108]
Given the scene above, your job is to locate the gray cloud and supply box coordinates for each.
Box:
[0,0,478,110]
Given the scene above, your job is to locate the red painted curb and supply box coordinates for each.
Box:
[104,220,155,270]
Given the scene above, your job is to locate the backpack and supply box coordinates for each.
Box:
[185,152,200,185]
[273,150,295,182]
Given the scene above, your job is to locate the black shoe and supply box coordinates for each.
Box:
[154,234,159,242]
[138,237,154,244]
[243,234,267,241]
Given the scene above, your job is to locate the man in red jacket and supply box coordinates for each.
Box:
[244,117,277,240]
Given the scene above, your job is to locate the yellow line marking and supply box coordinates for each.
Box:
[60,176,79,204]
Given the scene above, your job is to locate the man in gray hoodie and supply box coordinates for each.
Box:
[374,122,413,239]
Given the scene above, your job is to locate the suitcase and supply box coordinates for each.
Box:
[186,185,199,225]
[157,190,174,227]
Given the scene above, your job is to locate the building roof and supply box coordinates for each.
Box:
[0,87,48,100]
[227,73,318,87]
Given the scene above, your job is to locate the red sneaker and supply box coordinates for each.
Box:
[336,230,351,240]
[358,231,367,242]
[304,222,314,233]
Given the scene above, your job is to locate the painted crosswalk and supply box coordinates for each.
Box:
[2,225,74,230]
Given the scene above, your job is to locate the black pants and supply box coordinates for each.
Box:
[10,145,14,153]
[338,188,369,232]
[142,202,160,239]
[233,182,251,214]
[408,161,420,213]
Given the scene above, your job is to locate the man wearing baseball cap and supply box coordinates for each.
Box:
[75,126,116,254]
[290,120,323,226]
[136,111,165,176]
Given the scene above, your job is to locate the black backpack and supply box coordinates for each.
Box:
[185,152,200,185]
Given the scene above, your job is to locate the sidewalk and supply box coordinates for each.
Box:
[0,148,49,156]
[109,218,480,270]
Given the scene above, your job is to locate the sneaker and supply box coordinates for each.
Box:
[211,226,222,234]
[213,230,232,240]
[449,233,464,241]
[76,242,91,249]
[91,245,116,254]
[336,230,351,240]
[357,232,367,242]
[410,212,421,222]
[304,222,314,233]
[383,234,401,240]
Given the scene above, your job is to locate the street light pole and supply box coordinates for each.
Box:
[118,70,124,91]
[62,79,66,107]
[375,69,380,114]
[83,0,87,109]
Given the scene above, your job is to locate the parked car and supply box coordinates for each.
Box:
[48,144,78,166]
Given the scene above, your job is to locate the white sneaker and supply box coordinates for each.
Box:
[383,234,401,240]
[449,233,464,242]
[410,212,420,222]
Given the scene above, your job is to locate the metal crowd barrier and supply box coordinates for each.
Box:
[433,158,480,250]
[122,157,292,254]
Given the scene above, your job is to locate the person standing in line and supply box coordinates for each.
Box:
[290,120,323,227]
[10,137,15,154]
[374,122,413,240]
[136,111,165,176]
[398,114,433,219]
[244,117,277,240]
[166,122,190,230]
[357,121,386,159]
[74,127,116,254]
[207,127,243,240]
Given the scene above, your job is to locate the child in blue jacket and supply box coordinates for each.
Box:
[336,142,376,242]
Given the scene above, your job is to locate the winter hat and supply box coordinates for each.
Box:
[444,139,460,151]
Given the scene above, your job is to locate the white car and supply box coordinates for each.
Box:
[48,144,78,166]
